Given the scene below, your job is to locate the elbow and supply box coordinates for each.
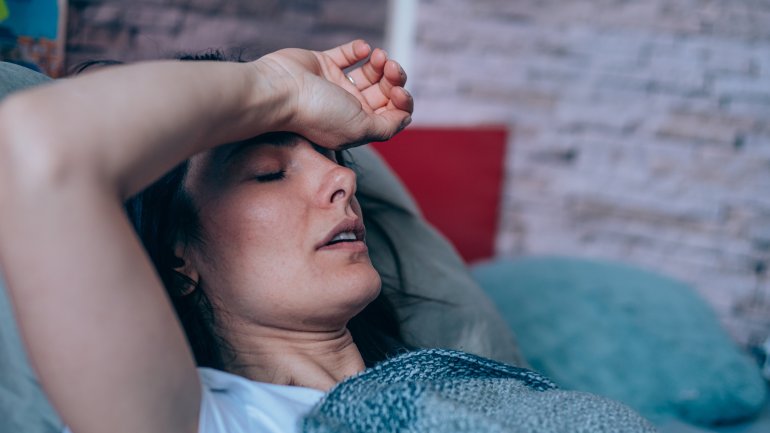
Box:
[0,94,83,200]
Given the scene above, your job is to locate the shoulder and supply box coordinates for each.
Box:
[198,367,324,433]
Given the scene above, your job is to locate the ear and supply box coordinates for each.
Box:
[173,244,199,297]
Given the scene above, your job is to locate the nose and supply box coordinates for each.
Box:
[320,162,357,207]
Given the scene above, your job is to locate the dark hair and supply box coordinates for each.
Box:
[124,161,230,367]
[120,51,416,369]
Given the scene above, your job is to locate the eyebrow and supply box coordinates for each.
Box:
[223,132,301,163]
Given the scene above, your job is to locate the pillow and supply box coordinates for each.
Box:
[0,61,52,98]
[471,256,767,426]
[349,146,526,367]
[0,62,63,433]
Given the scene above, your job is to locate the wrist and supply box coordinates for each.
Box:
[245,58,297,136]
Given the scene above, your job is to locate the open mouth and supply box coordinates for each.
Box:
[317,219,367,250]
[325,231,360,246]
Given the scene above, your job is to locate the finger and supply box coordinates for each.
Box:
[360,59,408,109]
[390,86,414,114]
[361,84,389,110]
[323,39,371,69]
[383,58,407,88]
[346,48,387,90]
[374,87,414,115]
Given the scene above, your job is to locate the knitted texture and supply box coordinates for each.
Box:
[303,349,657,433]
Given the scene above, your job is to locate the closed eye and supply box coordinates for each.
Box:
[312,143,337,163]
[254,170,286,182]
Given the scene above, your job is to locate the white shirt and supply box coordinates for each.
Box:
[63,367,325,433]
[198,367,324,433]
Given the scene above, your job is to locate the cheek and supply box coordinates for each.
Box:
[238,202,296,247]
[191,188,381,328]
[198,195,309,293]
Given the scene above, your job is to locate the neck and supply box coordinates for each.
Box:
[221,324,366,391]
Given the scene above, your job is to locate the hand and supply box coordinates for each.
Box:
[254,40,414,149]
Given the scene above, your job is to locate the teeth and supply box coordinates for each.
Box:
[330,231,357,242]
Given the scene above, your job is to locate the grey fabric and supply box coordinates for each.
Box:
[0,62,62,433]
[303,349,657,433]
[349,147,526,367]
[0,61,52,100]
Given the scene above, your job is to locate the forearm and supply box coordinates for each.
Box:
[0,59,281,433]
[0,59,287,199]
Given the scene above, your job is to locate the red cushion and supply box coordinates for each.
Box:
[372,127,507,263]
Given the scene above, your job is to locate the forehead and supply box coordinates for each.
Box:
[185,132,338,195]
[215,132,306,164]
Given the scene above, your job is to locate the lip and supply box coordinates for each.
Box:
[317,239,368,253]
[316,218,367,251]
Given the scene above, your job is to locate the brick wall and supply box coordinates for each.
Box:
[66,0,386,67]
[412,0,770,345]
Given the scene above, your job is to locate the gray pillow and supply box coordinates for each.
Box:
[349,147,525,366]
[0,62,52,98]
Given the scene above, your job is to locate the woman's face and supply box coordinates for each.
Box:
[181,134,381,332]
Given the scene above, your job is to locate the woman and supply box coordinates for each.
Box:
[0,40,413,433]
[0,41,655,433]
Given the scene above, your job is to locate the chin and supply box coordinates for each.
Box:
[355,264,383,300]
[336,264,382,312]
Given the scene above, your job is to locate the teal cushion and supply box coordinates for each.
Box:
[0,62,51,100]
[471,256,767,426]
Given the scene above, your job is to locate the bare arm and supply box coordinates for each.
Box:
[0,40,411,433]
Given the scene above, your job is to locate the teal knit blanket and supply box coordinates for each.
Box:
[303,349,657,433]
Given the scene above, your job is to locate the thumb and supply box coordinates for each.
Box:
[361,111,413,144]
